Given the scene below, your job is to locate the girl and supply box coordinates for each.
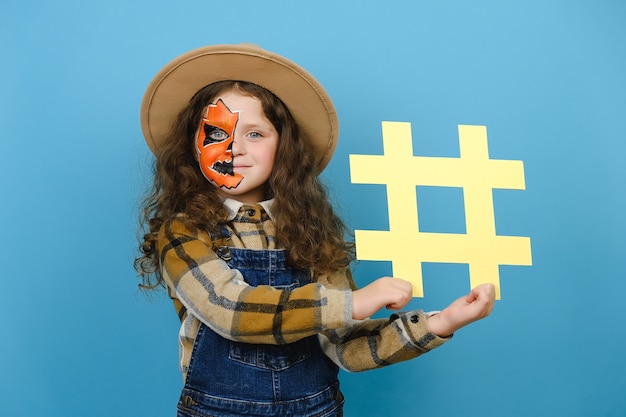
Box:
[136,44,495,417]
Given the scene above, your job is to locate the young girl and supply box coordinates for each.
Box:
[136,44,495,417]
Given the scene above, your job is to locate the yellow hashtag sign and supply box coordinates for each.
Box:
[349,122,532,299]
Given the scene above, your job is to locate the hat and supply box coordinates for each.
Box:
[140,44,338,171]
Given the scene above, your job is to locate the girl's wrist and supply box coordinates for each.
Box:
[426,312,453,338]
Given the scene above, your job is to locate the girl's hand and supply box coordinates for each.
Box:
[352,277,413,320]
[426,283,496,337]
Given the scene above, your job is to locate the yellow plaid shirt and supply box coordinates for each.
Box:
[157,199,449,380]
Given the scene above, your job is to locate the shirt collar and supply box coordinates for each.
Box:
[223,198,275,220]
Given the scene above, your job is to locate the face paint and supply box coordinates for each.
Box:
[196,99,244,188]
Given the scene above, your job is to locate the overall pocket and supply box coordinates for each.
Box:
[228,337,312,371]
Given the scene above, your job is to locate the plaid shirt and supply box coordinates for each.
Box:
[158,199,449,380]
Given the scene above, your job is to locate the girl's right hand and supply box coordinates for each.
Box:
[352,277,413,320]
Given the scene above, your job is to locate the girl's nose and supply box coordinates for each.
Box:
[231,136,244,156]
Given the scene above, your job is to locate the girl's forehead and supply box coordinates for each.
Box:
[206,92,265,119]
[202,93,274,130]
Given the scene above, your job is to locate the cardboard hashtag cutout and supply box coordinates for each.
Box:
[349,123,532,299]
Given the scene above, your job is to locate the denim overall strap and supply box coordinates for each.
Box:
[177,247,343,417]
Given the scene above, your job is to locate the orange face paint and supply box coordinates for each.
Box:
[196,99,244,188]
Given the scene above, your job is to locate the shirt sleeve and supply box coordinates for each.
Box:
[319,311,451,372]
[157,218,353,345]
[316,269,451,372]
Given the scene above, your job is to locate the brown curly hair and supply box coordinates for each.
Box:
[135,80,354,290]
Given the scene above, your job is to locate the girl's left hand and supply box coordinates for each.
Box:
[426,283,496,337]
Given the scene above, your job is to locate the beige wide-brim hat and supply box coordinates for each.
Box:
[140,44,338,171]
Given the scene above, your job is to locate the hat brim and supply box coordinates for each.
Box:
[140,44,338,171]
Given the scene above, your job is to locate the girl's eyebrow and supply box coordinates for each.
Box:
[237,121,273,130]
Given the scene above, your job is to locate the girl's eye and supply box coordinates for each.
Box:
[248,131,264,139]
[203,124,229,145]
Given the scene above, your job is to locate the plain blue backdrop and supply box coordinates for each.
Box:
[1,1,624,416]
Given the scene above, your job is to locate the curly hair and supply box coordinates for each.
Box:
[135,80,354,290]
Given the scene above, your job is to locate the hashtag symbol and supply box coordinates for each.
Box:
[349,123,532,299]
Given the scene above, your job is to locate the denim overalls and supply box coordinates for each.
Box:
[176,244,344,417]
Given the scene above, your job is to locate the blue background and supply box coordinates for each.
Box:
[1,1,624,416]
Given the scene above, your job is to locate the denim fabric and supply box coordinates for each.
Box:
[177,247,343,417]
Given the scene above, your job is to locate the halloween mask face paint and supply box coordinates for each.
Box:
[196,99,244,188]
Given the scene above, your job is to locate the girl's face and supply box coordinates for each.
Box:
[196,91,279,204]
